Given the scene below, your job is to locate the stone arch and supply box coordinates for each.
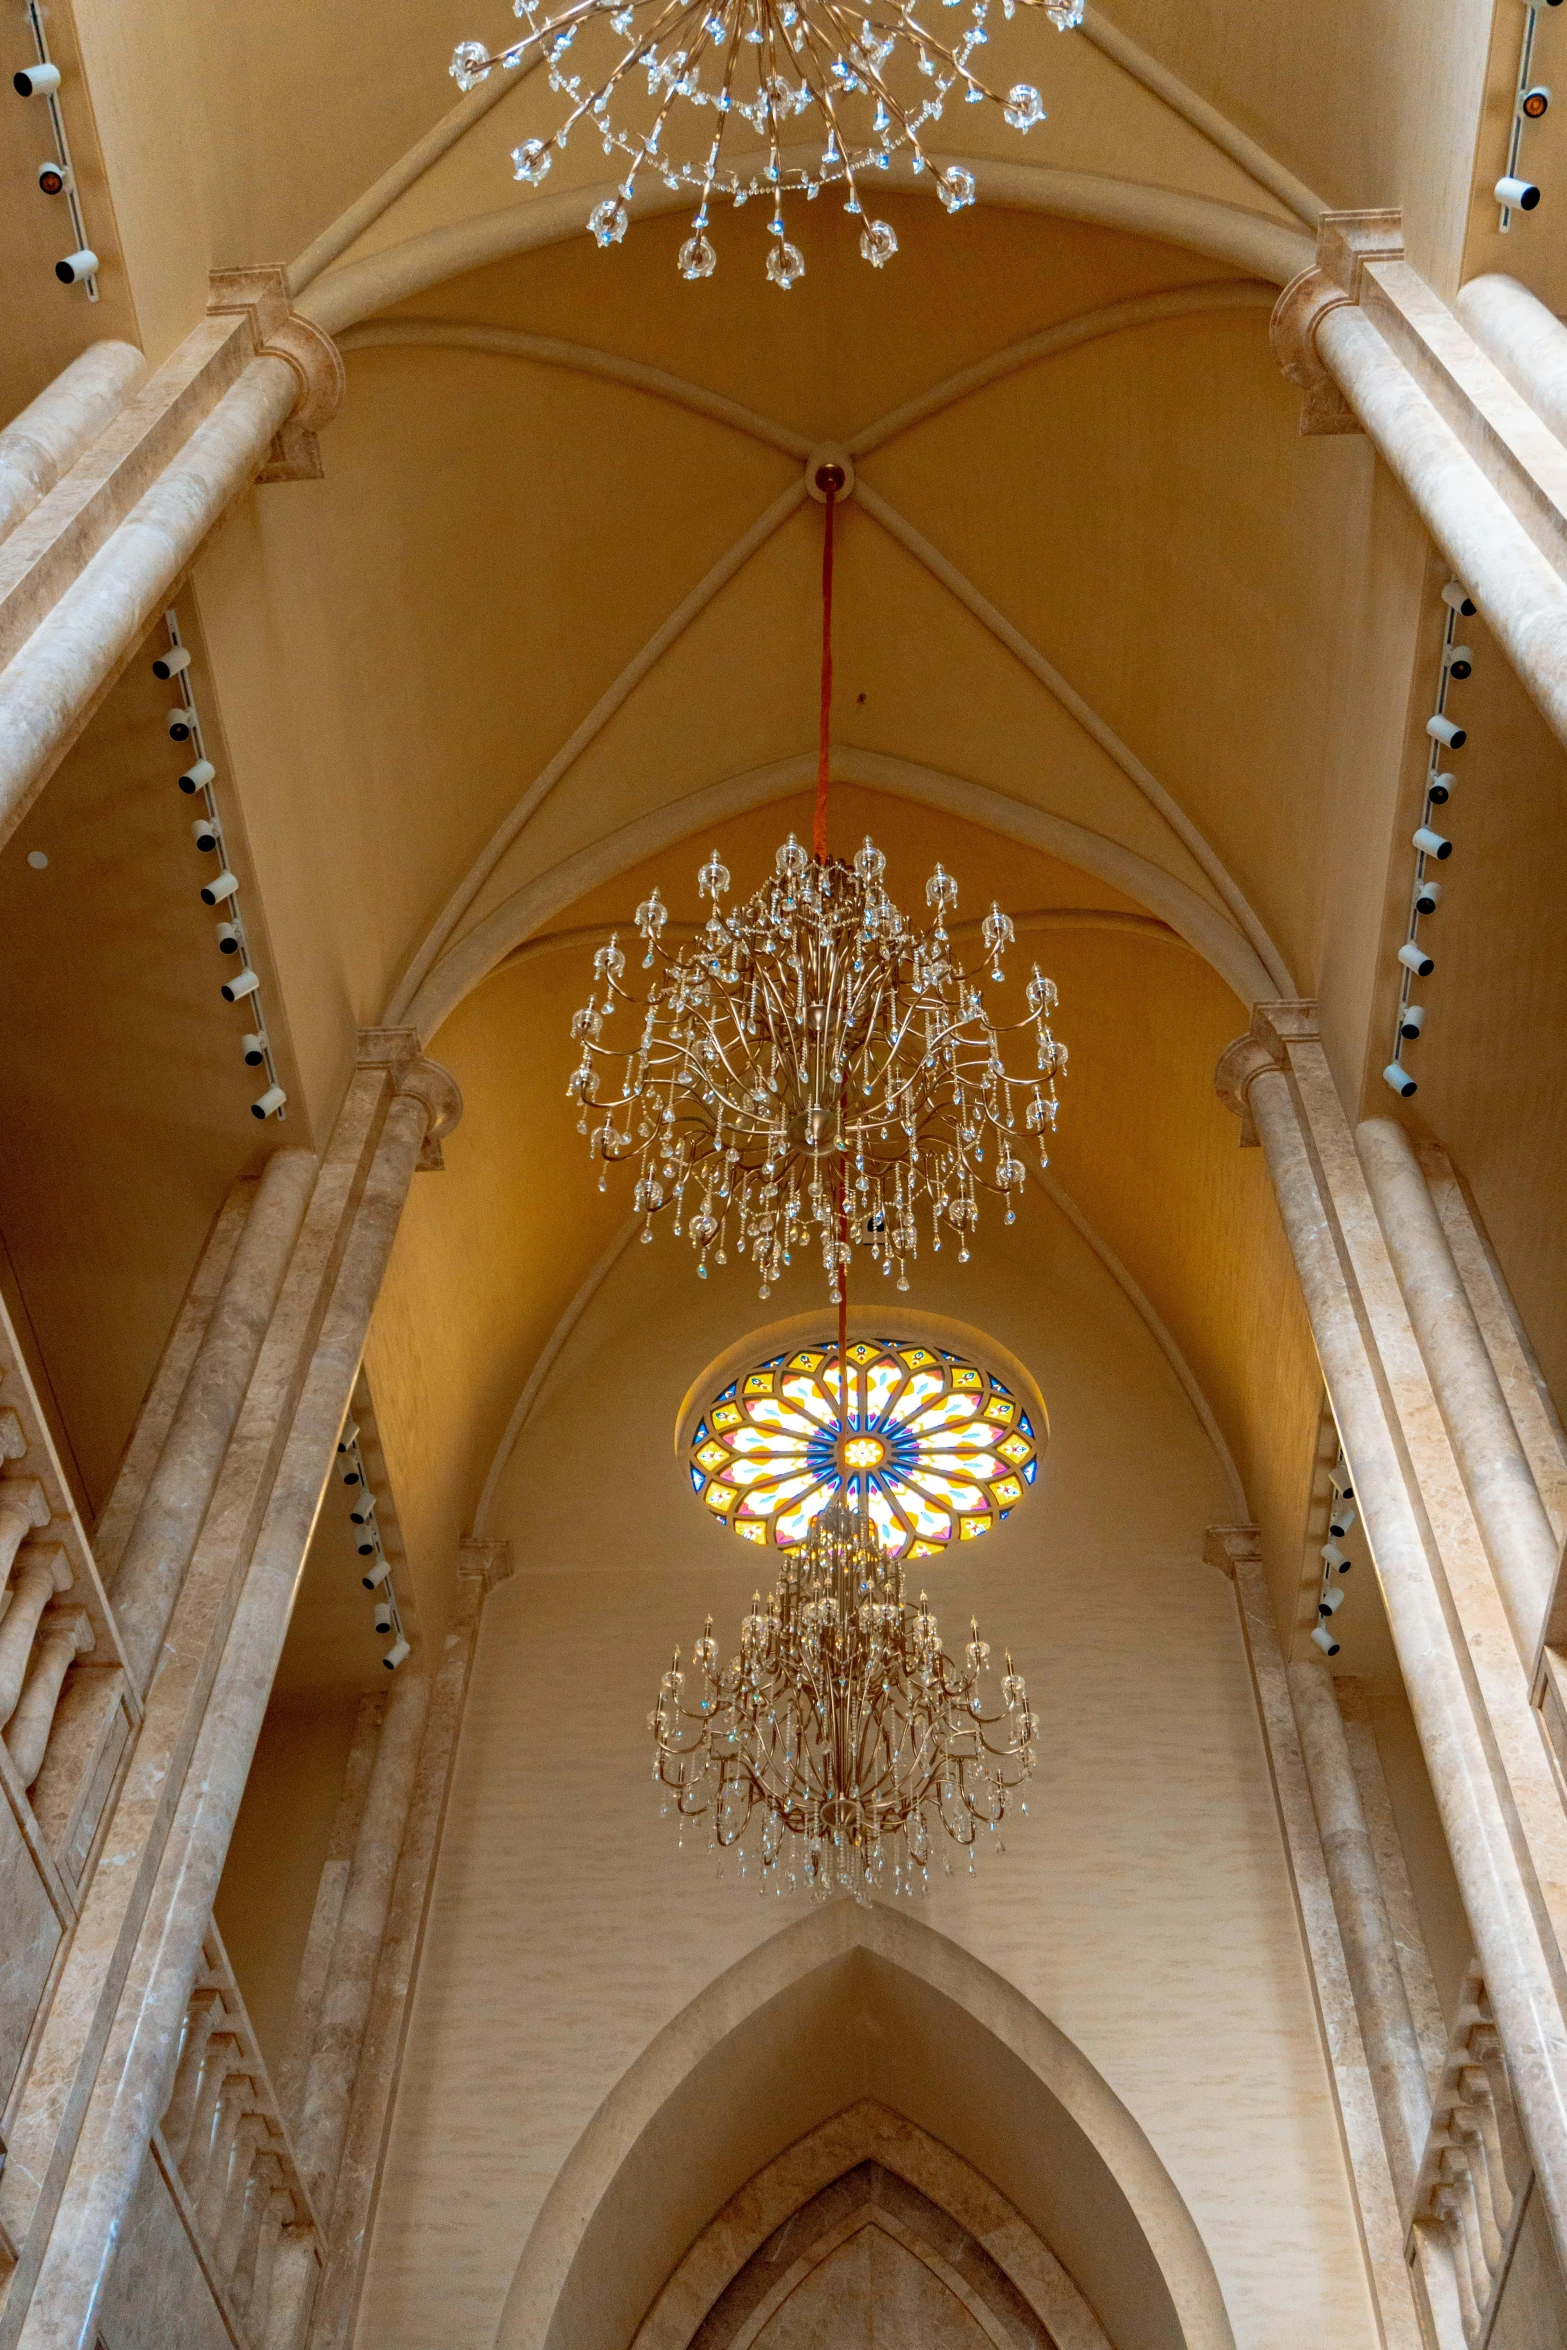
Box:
[494,1903,1235,2350]
[632,2100,1112,2350]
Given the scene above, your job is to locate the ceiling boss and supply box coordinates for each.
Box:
[451,0,1082,282]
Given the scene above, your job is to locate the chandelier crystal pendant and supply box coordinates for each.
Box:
[651,1490,1036,1899]
[567,839,1065,1296]
[451,0,1083,283]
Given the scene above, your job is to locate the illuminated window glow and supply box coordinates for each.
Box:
[688,1339,1039,1559]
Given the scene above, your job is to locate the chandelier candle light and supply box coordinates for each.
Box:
[567,469,1067,1298]
[651,1487,1037,1898]
[451,0,1082,282]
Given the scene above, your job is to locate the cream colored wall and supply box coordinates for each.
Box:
[1099,0,1495,296]
[360,1195,1379,2350]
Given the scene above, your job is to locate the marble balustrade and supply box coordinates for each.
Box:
[1407,1966,1535,2346]
[128,1923,324,2350]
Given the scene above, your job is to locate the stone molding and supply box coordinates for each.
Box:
[633,2101,1109,2350]
[355,1026,464,1169]
[1203,1523,1262,1580]
[208,265,347,482]
[1213,999,1320,1143]
[1270,210,1403,435]
[457,1538,514,1595]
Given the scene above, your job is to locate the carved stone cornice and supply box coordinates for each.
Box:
[207,266,346,483]
[1270,210,1404,437]
[356,1027,464,1170]
[1204,1523,1262,1580]
[1214,999,1320,1142]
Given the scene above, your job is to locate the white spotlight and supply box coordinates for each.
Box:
[191,815,219,852]
[382,1636,411,1670]
[1330,1501,1357,1538]
[1441,581,1476,617]
[54,249,98,285]
[1428,772,1456,805]
[374,1597,395,1633]
[152,645,191,681]
[167,706,197,742]
[1311,1623,1341,1656]
[1383,1060,1418,1097]
[1397,942,1434,977]
[1321,1541,1350,1573]
[1414,878,1443,916]
[13,63,62,95]
[251,1084,286,1121]
[1426,714,1466,749]
[1319,1585,1346,1617]
[1412,825,1452,860]
[221,966,260,1002]
[1399,1004,1426,1040]
[362,1555,392,1590]
[1495,175,1541,210]
[178,759,215,795]
[240,1030,267,1067]
[214,921,241,955]
[200,869,239,906]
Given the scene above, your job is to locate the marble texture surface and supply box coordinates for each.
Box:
[93,2144,232,2350]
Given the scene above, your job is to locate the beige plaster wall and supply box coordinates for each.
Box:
[360,1195,1379,2350]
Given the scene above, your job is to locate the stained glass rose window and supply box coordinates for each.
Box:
[689,1339,1038,1559]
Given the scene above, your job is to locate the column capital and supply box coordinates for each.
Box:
[1215,1000,1319,1142]
[1204,1524,1262,1580]
[1271,211,1404,436]
[457,1538,514,1594]
[355,1029,463,1170]
[207,266,346,482]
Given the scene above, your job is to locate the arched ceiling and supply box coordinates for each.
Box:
[8,0,1560,1709]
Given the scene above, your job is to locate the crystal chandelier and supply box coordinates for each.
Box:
[451,0,1083,283]
[568,464,1066,1297]
[651,1488,1036,1898]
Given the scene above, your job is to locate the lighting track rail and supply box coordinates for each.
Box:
[1384,580,1473,1100]
[336,1422,411,1669]
[155,613,287,1121]
[13,2,98,297]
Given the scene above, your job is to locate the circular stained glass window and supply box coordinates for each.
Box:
[689,1339,1039,1559]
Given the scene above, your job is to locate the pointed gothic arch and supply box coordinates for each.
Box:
[494,1903,1235,2350]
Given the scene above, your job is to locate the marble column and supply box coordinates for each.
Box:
[0,354,298,846]
[1288,1659,1430,2204]
[1456,273,1567,449]
[0,343,145,547]
[7,1045,460,2350]
[294,1661,430,2220]
[1221,1012,1567,2271]
[1358,1117,1561,1663]
[110,1146,319,1691]
[304,1543,508,2350]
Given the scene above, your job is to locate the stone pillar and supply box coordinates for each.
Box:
[277,1695,384,2128]
[294,1662,430,2220]
[1206,1526,1425,2350]
[0,344,145,546]
[0,1035,460,2350]
[0,1479,50,1589]
[111,1147,320,1690]
[304,1541,510,2350]
[1272,214,1567,756]
[0,269,345,853]
[1455,273,1567,449]
[1288,1659,1431,2204]
[1217,1002,1567,2271]
[1357,1117,1561,1662]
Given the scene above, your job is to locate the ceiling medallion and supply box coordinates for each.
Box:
[690,1337,1038,1556]
[651,1490,1037,1899]
[452,0,1083,283]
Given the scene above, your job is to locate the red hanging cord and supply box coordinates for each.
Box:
[812,468,841,863]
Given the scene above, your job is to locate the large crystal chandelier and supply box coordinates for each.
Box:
[451,0,1083,283]
[651,1489,1036,1898]
[568,470,1067,1298]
